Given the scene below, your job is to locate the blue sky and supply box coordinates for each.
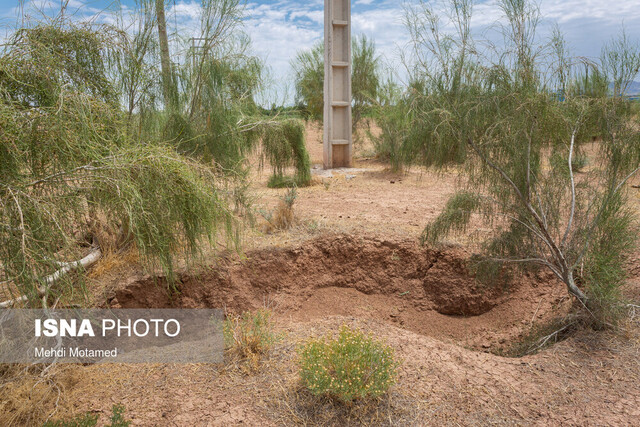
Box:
[2,0,640,102]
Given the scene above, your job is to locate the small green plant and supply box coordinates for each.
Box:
[267,174,306,189]
[42,413,99,427]
[298,325,398,403]
[107,404,130,427]
[223,309,277,370]
[42,404,130,427]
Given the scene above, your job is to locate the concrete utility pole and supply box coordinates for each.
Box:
[323,0,352,169]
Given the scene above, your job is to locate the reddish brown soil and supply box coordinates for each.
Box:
[2,122,639,426]
[44,315,640,426]
[109,234,568,351]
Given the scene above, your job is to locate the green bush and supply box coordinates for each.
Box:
[298,325,398,402]
[0,24,240,303]
[267,174,308,189]
[260,119,312,188]
[370,77,410,171]
[291,35,380,128]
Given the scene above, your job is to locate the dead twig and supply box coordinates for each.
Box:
[528,322,576,354]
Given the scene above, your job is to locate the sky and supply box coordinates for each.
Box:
[2,0,640,103]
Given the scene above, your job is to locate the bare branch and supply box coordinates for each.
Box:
[7,187,26,256]
[0,248,102,308]
[561,130,577,249]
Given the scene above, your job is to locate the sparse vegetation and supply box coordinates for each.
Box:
[374,0,640,326]
[497,316,580,357]
[42,413,99,427]
[298,325,398,403]
[259,186,298,233]
[223,309,277,371]
[42,404,130,427]
[1,0,640,425]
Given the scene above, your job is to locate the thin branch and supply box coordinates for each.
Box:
[26,162,113,188]
[526,129,532,202]
[0,248,102,308]
[614,165,640,193]
[467,138,567,268]
[528,322,576,354]
[561,130,577,249]
[535,191,548,230]
[491,257,562,279]
[7,187,26,256]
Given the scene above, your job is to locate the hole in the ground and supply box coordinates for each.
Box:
[108,235,564,351]
[107,234,563,349]
[109,235,505,314]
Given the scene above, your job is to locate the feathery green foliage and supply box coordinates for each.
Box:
[421,192,482,245]
[107,0,263,175]
[292,42,324,121]
[0,21,239,305]
[260,119,311,188]
[385,0,640,324]
[369,76,410,171]
[351,35,381,127]
[291,35,381,128]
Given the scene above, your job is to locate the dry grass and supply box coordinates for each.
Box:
[255,323,431,426]
[223,309,278,374]
[260,187,298,234]
[2,311,640,425]
[266,384,428,426]
[271,199,295,231]
[0,365,81,426]
[87,245,140,280]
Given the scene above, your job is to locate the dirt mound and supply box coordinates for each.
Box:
[108,234,566,350]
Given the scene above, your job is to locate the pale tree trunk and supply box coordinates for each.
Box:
[155,0,178,112]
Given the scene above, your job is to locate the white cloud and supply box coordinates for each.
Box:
[171,1,202,20]
[4,0,640,103]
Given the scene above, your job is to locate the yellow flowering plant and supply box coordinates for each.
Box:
[298,325,398,402]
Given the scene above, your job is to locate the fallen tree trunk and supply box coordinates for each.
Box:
[0,248,102,308]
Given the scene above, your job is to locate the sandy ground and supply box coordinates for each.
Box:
[249,122,463,242]
[2,121,640,426]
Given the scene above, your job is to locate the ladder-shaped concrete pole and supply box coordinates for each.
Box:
[324,0,352,169]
